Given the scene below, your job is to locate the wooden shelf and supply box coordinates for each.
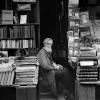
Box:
[0,48,34,50]
[0,84,37,88]
[0,38,34,40]
[13,1,37,4]
[0,23,40,26]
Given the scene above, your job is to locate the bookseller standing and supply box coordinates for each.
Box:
[37,38,74,100]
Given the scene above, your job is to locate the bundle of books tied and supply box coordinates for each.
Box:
[77,47,98,83]
[14,56,39,86]
[0,58,15,85]
[77,61,98,82]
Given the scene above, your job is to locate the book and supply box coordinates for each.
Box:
[3,72,8,85]
[1,72,5,85]
[0,73,3,84]
[4,72,9,85]
[7,71,12,85]
[9,70,15,85]
[77,77,98,82]
[77,71,98,75]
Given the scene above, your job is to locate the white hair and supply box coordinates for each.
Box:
[43,38,53,45]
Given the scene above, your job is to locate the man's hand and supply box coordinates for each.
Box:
[53,62,64,70]
[53,62,60,69]
[57,64,63,70]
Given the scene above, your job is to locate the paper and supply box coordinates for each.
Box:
[20,15,27,24]
[80,61,94,66]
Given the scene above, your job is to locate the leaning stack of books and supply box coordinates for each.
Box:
[0,58,15,85]
[0,69,15,85]
[15,56,39,86]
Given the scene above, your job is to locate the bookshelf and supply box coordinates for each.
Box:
[0,24,37,48]
[0,0,40,56]
[0,24,40,56]
[0,0,40,100]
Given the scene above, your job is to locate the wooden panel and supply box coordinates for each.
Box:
[75,80,95,100]
[16,88,26,100]
[16,86,37,100]
[27,87,37,100]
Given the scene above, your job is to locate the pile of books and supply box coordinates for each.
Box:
[77,65,98,82]
[0,69,15,85]
[15,56,39,86]
[0,58,15,85]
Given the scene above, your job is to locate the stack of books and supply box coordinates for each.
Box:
[0,69,15,85]
[77,65,98,82]
[77,56,98,83]
[0,58,15,85]
[15,56,39,86]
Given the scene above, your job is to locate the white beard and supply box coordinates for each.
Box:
[44,47,52,53]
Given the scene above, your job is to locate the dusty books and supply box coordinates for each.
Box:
[77,56,98,83]
[15,57,39,86]
[0,64,15,85]
[77,66,98,82]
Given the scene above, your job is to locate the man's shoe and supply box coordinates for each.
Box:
[63,89,74,100]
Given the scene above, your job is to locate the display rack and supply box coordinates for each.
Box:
[67,5,80,63]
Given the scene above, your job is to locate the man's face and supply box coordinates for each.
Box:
[44,40,53,52]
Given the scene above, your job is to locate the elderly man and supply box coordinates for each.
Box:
[37,38,74,99]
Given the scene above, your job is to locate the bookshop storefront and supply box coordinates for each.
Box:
[1,0,100,100]
[68,0,100,100]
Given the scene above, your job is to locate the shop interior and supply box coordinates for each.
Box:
[0,0,100,100]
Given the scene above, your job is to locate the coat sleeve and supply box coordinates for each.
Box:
[37,51,54,70]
